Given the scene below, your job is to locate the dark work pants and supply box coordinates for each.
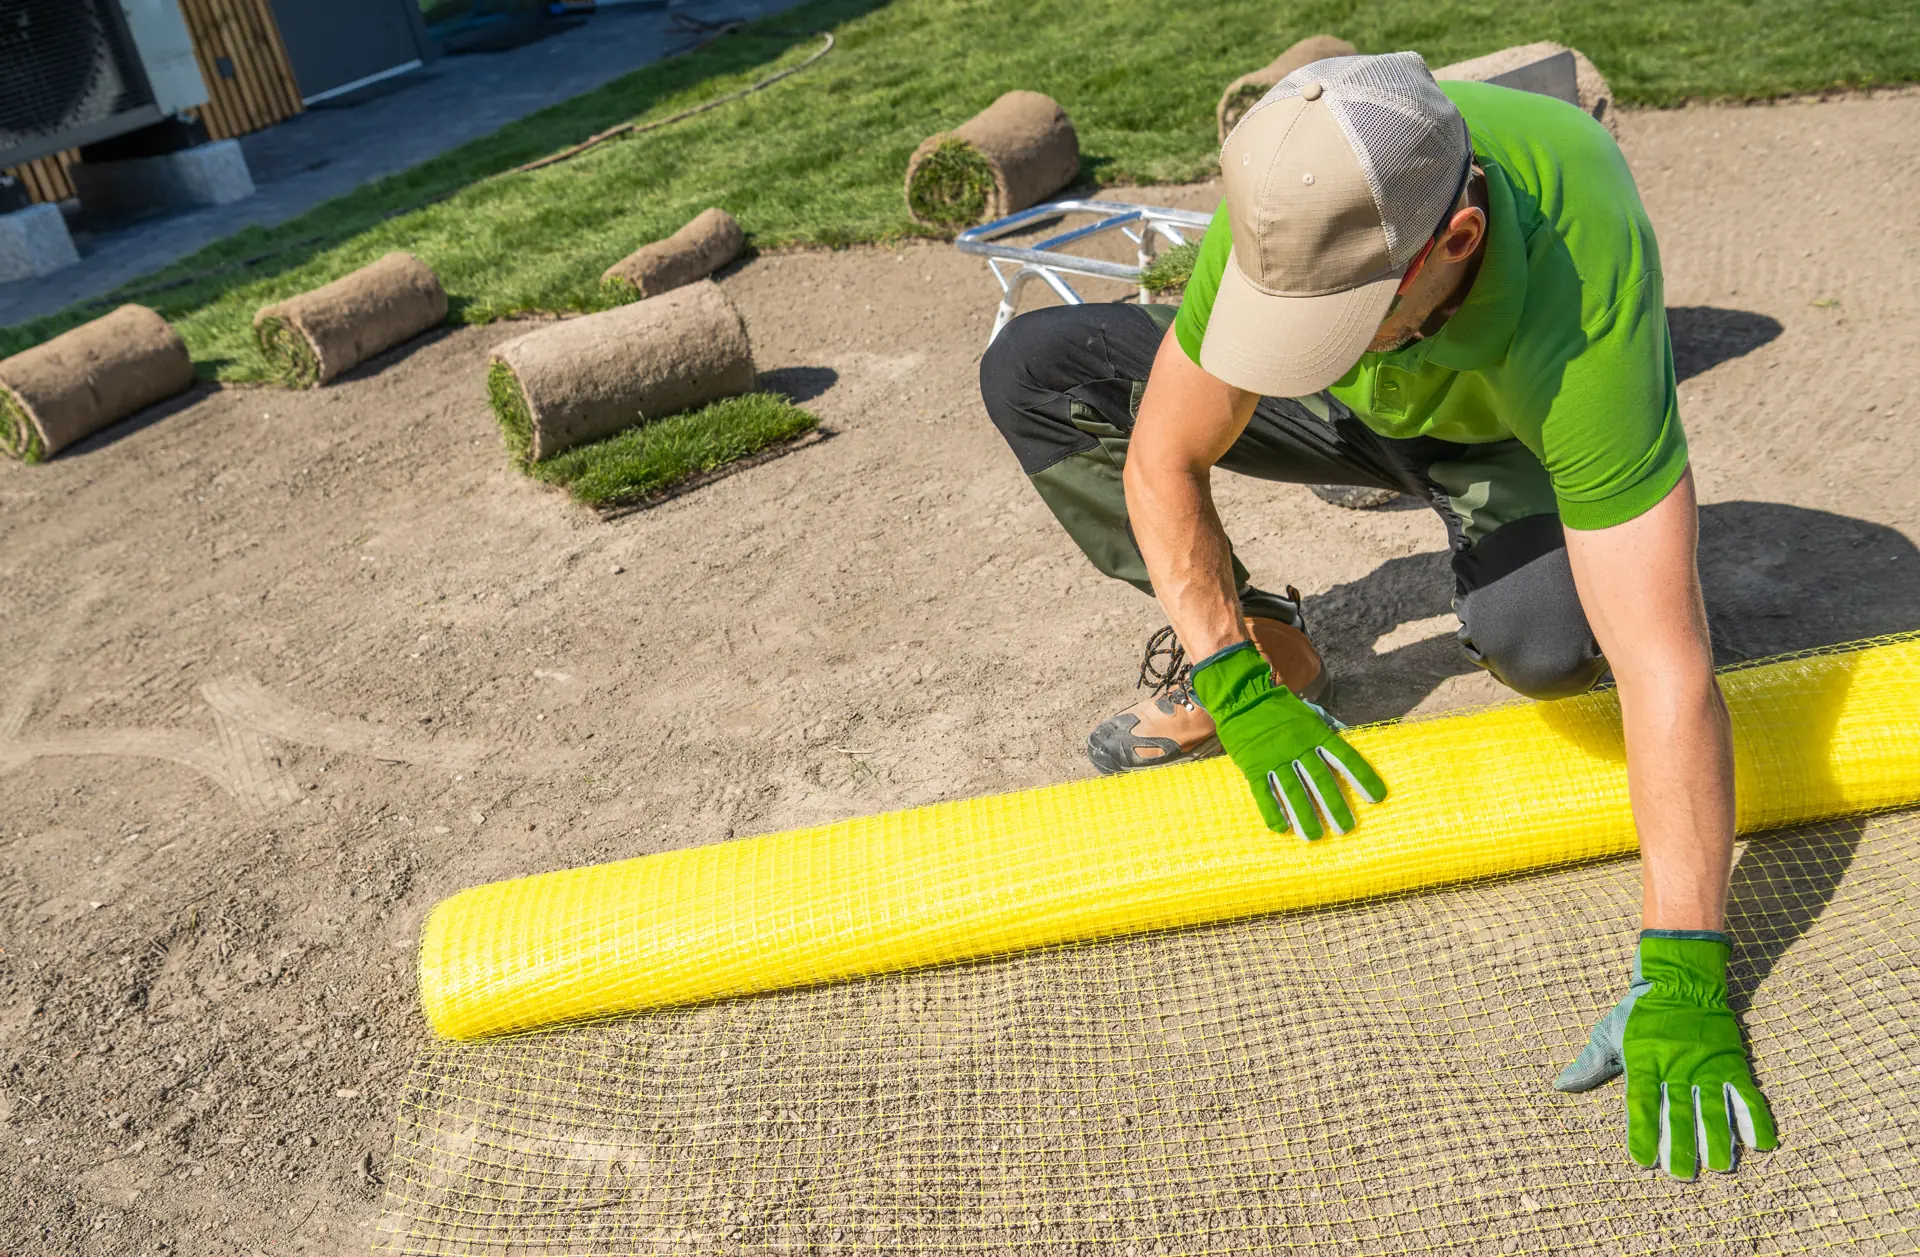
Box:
[978,301,1606,701]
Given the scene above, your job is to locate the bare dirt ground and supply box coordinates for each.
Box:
[2,90,1917,1255]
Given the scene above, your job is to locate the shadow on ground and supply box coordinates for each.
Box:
[1310,500,1920,722]
[759,364,839,402]
[1669,306,1782,383]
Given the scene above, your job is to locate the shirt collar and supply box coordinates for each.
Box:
[1417,158,1527,372]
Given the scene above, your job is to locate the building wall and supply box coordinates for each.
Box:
[5,0,305,204]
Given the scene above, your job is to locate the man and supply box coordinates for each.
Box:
[979,53,1775,1179]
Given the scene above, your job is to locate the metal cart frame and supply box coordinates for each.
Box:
[954,200,1212,345]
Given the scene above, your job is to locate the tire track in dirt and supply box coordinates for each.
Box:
[198,677,489,772]
[1,674,495,815]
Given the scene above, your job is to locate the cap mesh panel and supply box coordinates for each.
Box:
[1242,52,1469,270]
[1331,99,1461,267]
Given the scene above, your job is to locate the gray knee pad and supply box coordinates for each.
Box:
[1456,546,1606,701]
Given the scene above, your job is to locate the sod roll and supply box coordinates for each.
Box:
[602,207,745,299]
[420,636,1920,1040]
[0,304,193,462]
[904,90,1079,229]
[1217,35,1357,141]
[252,252,447,388]
[489,278,755,462]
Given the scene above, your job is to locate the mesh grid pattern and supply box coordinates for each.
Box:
[418,638,1920,1038]
[1251,52,1468,268]
[381,637,1920,1251]
[375,811,1919,1255]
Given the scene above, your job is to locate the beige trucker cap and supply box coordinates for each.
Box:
[1202,52,1472,397]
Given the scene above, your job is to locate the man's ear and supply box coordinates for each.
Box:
[1440,206,1487,262]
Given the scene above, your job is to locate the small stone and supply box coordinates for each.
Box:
[1520,1193,1541,1213]
[611,564,625,575]
[470,811,485,825]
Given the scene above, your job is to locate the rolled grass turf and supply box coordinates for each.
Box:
[0,305,193,462]
[602,207,746,299]
[488,279,756,461]
[251,252,448,388]
[903,91,1079,229]
[493,384,818,508]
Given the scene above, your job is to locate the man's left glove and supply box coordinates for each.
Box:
[1555,930,1778,1178]
[1189,640,1384,838]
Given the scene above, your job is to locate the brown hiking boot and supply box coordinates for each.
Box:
[1085,587,1331,774]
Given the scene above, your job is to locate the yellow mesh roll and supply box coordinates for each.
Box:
[420,637,1920,1039]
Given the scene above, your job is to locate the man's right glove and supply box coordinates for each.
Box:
[1555,930,1778,1178]
[1189,640,1384,838]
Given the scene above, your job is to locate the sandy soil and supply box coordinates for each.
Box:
[2,90,1917,1254]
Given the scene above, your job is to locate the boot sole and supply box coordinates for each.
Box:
[1086,732,1223,775]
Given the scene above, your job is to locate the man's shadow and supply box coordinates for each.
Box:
[1309,501,1920,724]
[1695,501,1920,662]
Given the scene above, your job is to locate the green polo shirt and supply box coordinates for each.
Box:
[1173,79,1686,531]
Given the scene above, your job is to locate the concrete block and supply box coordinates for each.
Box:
[0,204,81,282]
[69,138,255,220]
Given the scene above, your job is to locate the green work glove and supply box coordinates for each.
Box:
[1189,641,1385,838]
[1555,931,1778,1178]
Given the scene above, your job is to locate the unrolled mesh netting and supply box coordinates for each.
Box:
[373,637,1920,1254]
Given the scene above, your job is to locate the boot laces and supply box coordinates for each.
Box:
[1137,626,1194,703]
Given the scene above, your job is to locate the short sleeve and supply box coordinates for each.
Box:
[1531,270,1689,530]
[1172,202,1235,367]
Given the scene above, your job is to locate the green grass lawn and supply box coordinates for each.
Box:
[494,387,820,509]
[5,0,1914,379]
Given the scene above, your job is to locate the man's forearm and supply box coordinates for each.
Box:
[1123,328,1260,663]
[1620,663,1735,931]
[1565,472,1736,933]
[1125,462,1246,661]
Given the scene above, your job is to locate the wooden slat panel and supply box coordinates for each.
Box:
[198,0,266,136]
[4,153,77,204]
[178,0,303,141]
